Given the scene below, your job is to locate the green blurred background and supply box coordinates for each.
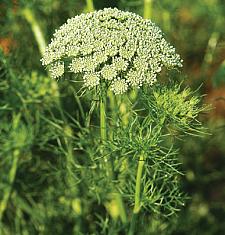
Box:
[0,0,225,234]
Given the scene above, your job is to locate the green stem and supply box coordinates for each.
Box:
[115,192,127,224]
[0,150,19,222]
[100,95,107,143]
[129,154,145,235]
[143,0,153,19]
[108,90,116,124]
[21,8,46,56]
[108,90,116,141]
[134,154,145,213]
[201,31,219,73]
[108,92,128,224]
[86,0,95,12]
[162,10,171,32]
[100,94,112,178]
[100,94,127,223]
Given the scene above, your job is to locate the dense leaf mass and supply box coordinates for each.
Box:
[41,8,182,94]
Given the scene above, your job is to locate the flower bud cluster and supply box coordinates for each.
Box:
[41,8,182,94]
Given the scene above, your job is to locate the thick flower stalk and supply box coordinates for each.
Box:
[41,8,182,94]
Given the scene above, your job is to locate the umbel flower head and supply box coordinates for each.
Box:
[41,8,182,94]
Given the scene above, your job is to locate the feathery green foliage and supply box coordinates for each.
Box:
[1,1,224,234]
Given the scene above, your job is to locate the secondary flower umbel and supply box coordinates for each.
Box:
[41,8,182,94]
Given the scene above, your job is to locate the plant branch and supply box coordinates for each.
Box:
[129,153,145,235]
[134,154,145,213]
[21,8,46,56]
[144,0,153,19]
[0,150,19,223]
[86,0,95,12]
[99,92,127,223]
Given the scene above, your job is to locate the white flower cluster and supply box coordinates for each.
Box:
[41,8,182,94]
